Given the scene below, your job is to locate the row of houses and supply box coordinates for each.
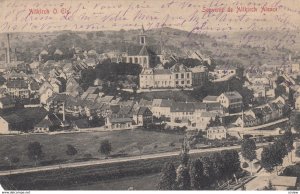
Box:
[234,96,286,128]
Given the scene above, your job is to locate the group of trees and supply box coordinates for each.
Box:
[261,130,294,173]
[157,149,241,190]
[241,139,257,175]
[80,61,141,91]
[25,139,112,166]
[241,130,294,175]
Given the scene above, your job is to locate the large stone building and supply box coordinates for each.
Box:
[139,67,174,89]
[139,63,207,89]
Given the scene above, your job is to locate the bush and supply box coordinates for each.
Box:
[66,144,78,156]
[242,162,249,168]
[27,141,44,164]
[99,139,112,156]
[84,153,93,159]
[169,142,175,147]
[11,156,20,164]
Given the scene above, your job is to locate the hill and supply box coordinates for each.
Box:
[0,27,299,67]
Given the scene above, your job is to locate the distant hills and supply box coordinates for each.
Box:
[0,27,299,67]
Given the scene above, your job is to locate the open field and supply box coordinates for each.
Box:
[65,173,159,190]
[0,145,240,190]
[0,129,183,169]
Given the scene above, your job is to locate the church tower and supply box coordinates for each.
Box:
[139,25,146,45]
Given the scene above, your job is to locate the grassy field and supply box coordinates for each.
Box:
[2,146,232,190]
[0,129,183,169]
[65,173,160,190]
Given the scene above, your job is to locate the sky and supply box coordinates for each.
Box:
[0,0,299,33]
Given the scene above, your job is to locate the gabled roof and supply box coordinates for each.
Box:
[127,45,160,56]
[54,49,63,55]
[244,114,256,122]
[85,93,99,102]
[6,80,28,89]
[73,119,89,129]
[171,102,195,112]
[193,102,207,110]
[0,96,15,106]
[153,69,172,75]
[98,96,114,103]
[119,100,135,107]
[110,117,132,123]
[0,88,6,94]
[201,112,220,118]
[137,107,151,115]
[40,49,49,55]
[222,91,242,100]
[152,99,173,107]
[35,118,53,128]
[139,99,152,107]
[207,126,226,132]
[206,102,223,110]
[1,113,23,124]
[170,63,190,72]
[203,95,218,102]
[190,65,207,73]
[85,86,101,94]
[140,68,153,75]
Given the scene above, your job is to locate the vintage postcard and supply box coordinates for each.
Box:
[0,0,300,191]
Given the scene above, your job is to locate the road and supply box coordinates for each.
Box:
[0,143,271,176]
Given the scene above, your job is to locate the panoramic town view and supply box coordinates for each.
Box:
[0,0,300,191]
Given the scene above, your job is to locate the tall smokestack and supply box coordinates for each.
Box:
[6,34,11,64]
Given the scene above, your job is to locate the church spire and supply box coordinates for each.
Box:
[139,25,146,45]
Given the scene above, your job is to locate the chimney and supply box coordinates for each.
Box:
[6,34,11,64]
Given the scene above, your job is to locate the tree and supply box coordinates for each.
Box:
[180,152,190,167]
[261,146,276,172]
[189,159,204,190]
[180,135,190,167]
[274,139,288,160]
[27,142,44,166]
[240,87,254,108]
[157,162,177,190]
[275,76,285,85]
[66,144,78,156]
[263,180,275,190]
[261,141,287,174]
[200,156,214,188]
[99,139,112,157]
[210,152,225,183]
[221,150,240,180]
[275,85,286,97]
[281,130,294,162]
[176,165,191,190]
[241,139,257,175]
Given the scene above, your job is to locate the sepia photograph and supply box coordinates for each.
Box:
[0,0,300,192]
